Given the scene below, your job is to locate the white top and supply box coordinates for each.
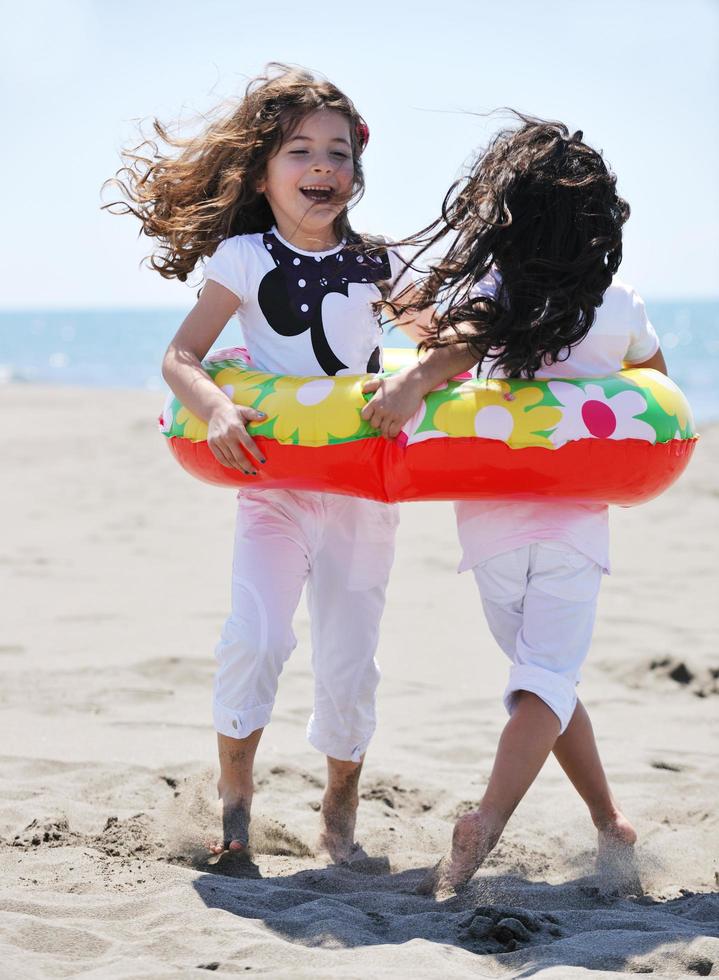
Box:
[455,273,660,573]
[203,227,413,377]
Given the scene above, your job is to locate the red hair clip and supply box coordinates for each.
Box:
[356,119,370,153]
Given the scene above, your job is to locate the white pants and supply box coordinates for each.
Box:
[472,543,603,733]
[213,489,399,762]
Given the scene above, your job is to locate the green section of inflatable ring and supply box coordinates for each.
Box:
[162,356,696,448]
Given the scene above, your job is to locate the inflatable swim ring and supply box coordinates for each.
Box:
[160,347,697,505]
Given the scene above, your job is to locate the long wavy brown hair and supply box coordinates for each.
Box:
[103,64,368,282]
[398,115,630,378]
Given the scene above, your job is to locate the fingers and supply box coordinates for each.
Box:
[245,408,268,424]
[362,398,401,439]
[238,408,267,464]
[364,406,403,440]
[236,427,265,466]
[209,440,258,475]
[360,377,382,422]
[361,376,381,394]
[361,400,379,424]
[207,406,268,474]
[379,418,402,440]
[360,393,382,423]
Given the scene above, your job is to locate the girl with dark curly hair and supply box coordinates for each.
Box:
[362,117,667,894]
[106,64,416,865]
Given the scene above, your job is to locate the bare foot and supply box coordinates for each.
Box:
[318,784,360,863]
[415,857,456,900]
[209,796,251,857]
[417,809,504,897]
[595,810,641,893]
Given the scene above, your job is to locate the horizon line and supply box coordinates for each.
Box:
[1,295,719,314]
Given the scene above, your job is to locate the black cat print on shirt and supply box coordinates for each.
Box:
[257,232,391,376]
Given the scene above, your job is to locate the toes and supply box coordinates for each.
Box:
[208,839,247,855]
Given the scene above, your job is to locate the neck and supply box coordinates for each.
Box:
[272,218,341,253]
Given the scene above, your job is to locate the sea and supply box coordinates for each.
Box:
[1,301,717,423]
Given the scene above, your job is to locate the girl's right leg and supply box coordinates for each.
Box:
[210,491,315,855]
[212,727,263,855]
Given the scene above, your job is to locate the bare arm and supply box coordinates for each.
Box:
[361,339,478,439]
[382,285,434,345]
[364,283,480,438]
[163,280,266,473]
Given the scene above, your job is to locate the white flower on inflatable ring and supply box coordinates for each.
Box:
[398,399,449,447]
[547,382,656,447]
[159,393,175,433]
[260,376,362,444]
[393,378,454,446]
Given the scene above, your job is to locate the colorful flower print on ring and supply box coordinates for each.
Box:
[258,377,365,445]
[547,381,657,447]
[432,380,562,449]
[161,350,697,504]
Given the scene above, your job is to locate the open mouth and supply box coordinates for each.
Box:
[300,185,335,204]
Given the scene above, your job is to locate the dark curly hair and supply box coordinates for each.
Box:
[102,63,368,282]
[399,115,630,378]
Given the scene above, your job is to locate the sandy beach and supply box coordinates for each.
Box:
[1,383,717,979]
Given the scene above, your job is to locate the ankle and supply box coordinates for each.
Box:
[455,805,505,847]
[474,798,511,834]
[590,803,623,830]
[217,778,253,804]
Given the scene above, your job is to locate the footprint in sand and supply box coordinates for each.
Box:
[10,817,80,849]
[360,779,435,815]
[648,657,719,698]
[457,905,563,953]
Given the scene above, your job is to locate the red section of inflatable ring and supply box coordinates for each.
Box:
[167,435,696,506]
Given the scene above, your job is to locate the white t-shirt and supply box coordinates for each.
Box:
[455,274,660,574]
[203,227,413,377]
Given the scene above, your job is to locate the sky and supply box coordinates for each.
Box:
[1,0,718,309]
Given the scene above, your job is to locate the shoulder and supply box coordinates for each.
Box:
[358,232,389,248]
[358,234,412,274]
[597,277,648,325]
[604,277,646,309]
[203,233,271,300]
[209,232,266,259]
[352,230,397,261]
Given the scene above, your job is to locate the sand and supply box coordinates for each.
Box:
[1,383,717,979]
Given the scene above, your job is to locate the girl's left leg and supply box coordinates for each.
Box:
[475,547,636,863]
[424,544,628,892]
[426,696,638,893]
[553,701,637,866]
[211,490,315,855]
[306,496,399,862]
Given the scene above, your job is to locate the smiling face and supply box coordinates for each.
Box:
[256,109,356,252]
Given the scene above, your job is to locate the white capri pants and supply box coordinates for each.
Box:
[472,542,603,733]
[213,488,399,762]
